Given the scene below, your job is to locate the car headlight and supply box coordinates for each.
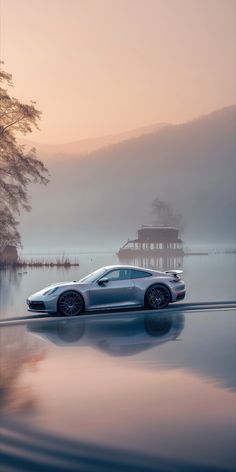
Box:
[42,287,59,296]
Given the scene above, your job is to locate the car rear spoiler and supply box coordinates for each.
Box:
[165,269,183,276]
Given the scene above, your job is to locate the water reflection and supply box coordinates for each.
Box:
[1,416,228,472]
[27,309,236,391]
[0,310,235,470]
[0,325,45,412]
[118,254,184,271]
[27,312,185,356]
[0,268,22,313]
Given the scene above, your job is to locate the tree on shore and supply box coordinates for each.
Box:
[151,197,183,229]
[0,65,49,252]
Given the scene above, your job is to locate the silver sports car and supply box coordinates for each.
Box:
[27,265,185,316]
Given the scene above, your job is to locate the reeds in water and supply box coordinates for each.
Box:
[0,256,80,268]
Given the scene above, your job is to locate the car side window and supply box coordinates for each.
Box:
[131,270,152,279]
[106,270,120,281]
[107,269,132,281]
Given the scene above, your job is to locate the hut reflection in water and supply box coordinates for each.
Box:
[118,254,183,271]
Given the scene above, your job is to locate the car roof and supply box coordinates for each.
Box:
[103,265,157,273]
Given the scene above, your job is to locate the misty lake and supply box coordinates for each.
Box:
[0,252,236,471]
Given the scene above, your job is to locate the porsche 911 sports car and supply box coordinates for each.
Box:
[27,265,185,316]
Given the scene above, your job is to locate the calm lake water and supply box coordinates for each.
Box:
[0,252,236,471]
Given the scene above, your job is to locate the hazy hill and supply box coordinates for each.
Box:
[21,123,168,157]
[20,106,236,251]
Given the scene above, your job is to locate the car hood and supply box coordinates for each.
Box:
[45,281,79,288]
[31,281,86,298]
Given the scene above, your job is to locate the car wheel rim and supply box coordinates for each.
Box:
[58,292,83,316]
[147,286,170,309]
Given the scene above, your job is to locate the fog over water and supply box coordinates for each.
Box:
[19,106,236,253]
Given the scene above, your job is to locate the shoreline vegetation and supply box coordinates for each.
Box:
[0,256,80,269]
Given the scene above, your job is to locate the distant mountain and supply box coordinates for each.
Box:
[19,106,236,251]
[20,122,168,157]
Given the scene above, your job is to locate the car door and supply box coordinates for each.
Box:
[89,269,135,308]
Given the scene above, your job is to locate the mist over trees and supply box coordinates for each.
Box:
[151,197,183,229]
[19,105,235,251]
[0,65,49,252]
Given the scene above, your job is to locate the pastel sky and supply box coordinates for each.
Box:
[0,0,235,143]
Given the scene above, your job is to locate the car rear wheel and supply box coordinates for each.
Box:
[145,284,171,310]
[58,291,84,316]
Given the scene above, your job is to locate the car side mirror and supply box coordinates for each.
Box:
[97,277,109,285]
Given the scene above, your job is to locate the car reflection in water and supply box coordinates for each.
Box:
[27,312,185,356]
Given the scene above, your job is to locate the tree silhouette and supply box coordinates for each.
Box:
[151,197,183,229]
[0,64,49,252]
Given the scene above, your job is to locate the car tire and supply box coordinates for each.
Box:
[145,284,171,310]
[58,290,84,316]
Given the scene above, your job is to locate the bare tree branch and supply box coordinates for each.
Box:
[0,65,50,249]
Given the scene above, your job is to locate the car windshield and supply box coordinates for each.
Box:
[79,268,106,283]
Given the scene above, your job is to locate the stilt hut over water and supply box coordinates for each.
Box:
[118,225,184,257]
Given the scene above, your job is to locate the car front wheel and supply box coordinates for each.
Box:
[145,284,171,310]
[58,291,84,316]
